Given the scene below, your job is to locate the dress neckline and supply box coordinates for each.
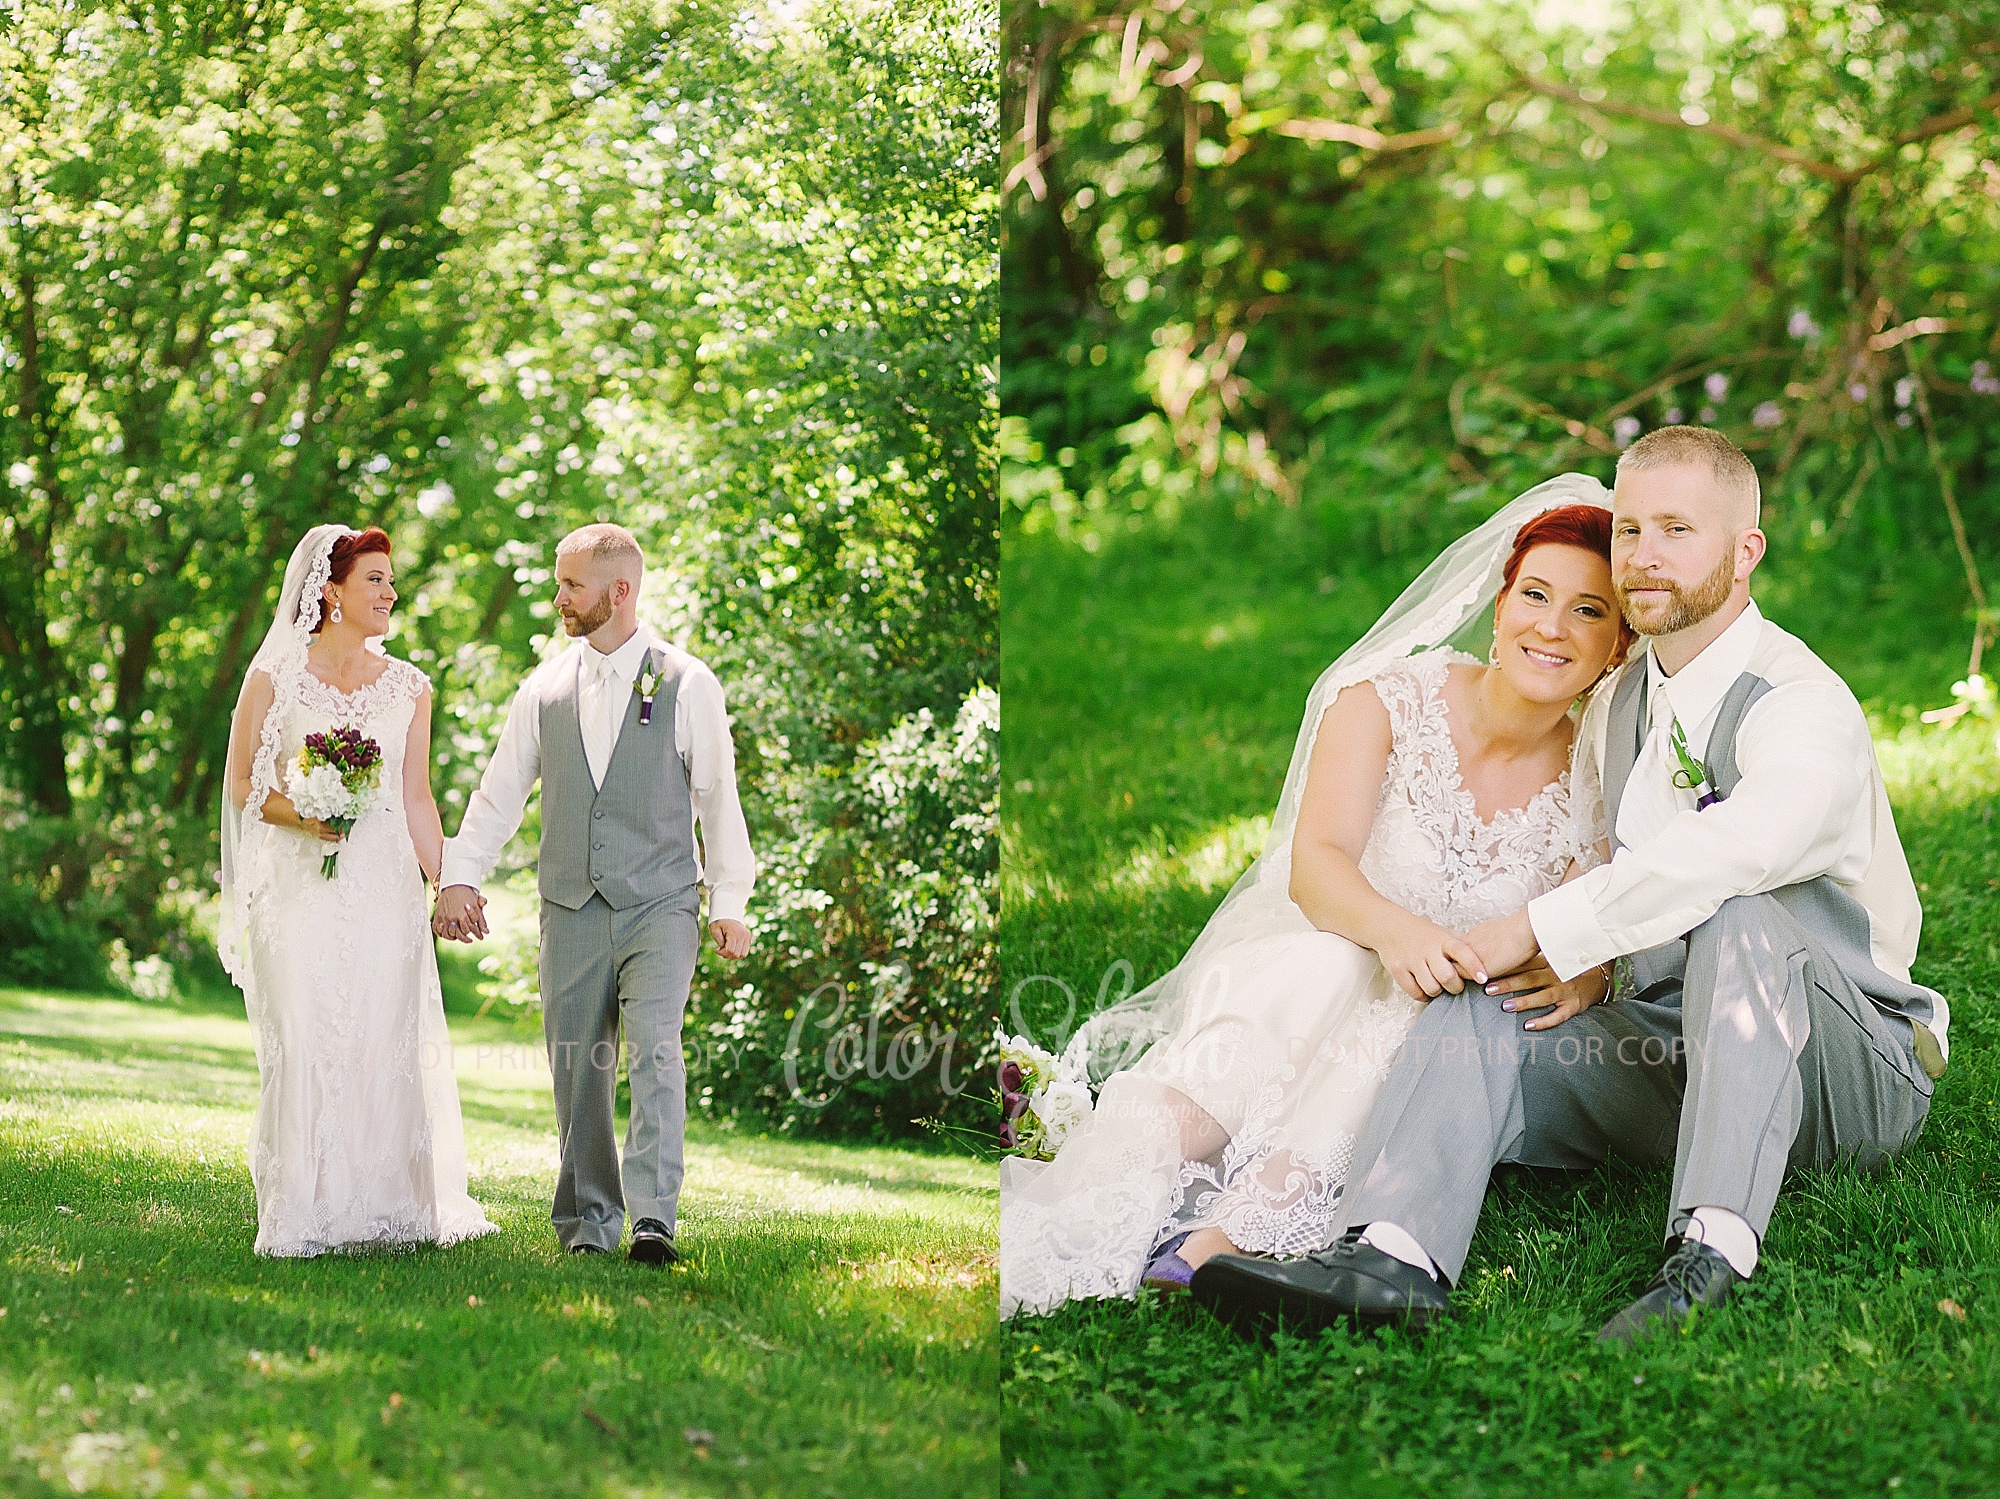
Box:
[302,657,395,699]
[1421,655,1571,831]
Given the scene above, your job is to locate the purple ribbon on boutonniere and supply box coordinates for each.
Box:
[1669,717,1720,808]
[635,662,661,726]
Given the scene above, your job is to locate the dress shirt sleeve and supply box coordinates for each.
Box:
[676,661,756,924]
[438,677,543,891]
[1528,678,1869,980]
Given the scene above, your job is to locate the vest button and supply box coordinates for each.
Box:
[593,842,605,851]
[593,810,604,819]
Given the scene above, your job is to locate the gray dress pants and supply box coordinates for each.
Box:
[1330,890,1934,1284]
[539,886,702,1251]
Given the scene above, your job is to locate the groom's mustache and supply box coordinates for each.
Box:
[1616,555,1734,632]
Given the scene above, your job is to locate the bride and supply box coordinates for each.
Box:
[220,524,497,1257]
[1001,476,1633,1319]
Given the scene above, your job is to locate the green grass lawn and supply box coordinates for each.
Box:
[1001,502,2000,1496]
[0,985,997,1498]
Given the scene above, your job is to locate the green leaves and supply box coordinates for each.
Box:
[0,0,997,1122]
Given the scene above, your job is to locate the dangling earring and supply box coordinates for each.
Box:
[330,599,342,624]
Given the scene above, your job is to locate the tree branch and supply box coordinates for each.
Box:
[1517,70,1864,183]
[1519,69,2000,186]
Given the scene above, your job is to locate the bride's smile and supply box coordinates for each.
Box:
[1488,542,1624,708]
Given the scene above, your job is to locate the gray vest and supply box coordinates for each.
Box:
[1601,661,1948,1078]
[538,645,699,912]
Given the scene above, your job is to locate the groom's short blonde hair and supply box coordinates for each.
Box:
[556,523,644,580]
[1616,426,1761,528]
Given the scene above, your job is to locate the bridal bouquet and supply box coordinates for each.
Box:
[287,727,384,877]
[997,1031,1091,1161]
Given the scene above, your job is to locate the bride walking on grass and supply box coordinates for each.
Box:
[1001,478,1632,1319]
[220,524,496,1257]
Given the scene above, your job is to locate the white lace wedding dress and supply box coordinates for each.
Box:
[1000,649,1604,1318]
[235,655,497,1257]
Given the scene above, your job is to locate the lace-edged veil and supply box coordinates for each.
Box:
[1057,472,1613,1085]
[217,524,356,983]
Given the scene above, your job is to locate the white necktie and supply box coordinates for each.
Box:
[581,654,618,788]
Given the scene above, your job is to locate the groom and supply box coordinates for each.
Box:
[433,523,755,1263]
[1194,426,1949,1343]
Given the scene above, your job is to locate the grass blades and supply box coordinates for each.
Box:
[1001,503,2000,1497]
[0,988,997,1497]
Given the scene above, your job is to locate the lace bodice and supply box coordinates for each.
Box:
[272,656,428,805]
[1356,650,1603,928]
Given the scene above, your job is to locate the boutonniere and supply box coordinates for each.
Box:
[635,663,662,726]
[1668,718,1719,809]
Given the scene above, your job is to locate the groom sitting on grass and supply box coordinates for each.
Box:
[1193,426,1951,1345]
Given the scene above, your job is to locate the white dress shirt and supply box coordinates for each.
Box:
[1528,601,1945,1060]
[439,627,756,923]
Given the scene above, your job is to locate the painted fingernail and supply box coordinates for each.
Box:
[1502,1001,1515,1011]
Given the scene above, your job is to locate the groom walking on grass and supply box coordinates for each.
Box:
[432,523,755,1264]
[1194,426,1950,1344]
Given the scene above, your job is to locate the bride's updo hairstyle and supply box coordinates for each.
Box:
[312,526,393,633]
[1499,503,1635,666]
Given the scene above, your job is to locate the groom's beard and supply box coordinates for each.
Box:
[562,595,614,636]
[1618,551,1736,636]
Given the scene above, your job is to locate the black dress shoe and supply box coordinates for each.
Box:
[1190,1236,1451,1339]
[569,1243,607,1256]
[628,1217,679,1266]
[1597,1239,1737,1345]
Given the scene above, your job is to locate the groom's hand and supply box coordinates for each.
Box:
[1465,909,1539,982]
[709,919,751,960]
[433,884,489,943]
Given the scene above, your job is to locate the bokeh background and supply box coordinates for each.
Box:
[1004,0,1998,655]
[0,0,997,1138]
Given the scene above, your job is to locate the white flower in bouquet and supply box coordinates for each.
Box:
[1029,1078,1093,1156]
[287,761,359,823]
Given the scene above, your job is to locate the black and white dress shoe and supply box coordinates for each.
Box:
[1190,1235,1452,1338]
[1596,1239,1737,1345]
[628,1217,680,1266]
[569,1243,608,1256]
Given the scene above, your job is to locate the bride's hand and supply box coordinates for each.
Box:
[1485,960,1610,1030]
[262,790,343,843]
[1373,914,1488,1000]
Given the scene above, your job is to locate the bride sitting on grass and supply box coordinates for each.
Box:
[1001,478,1632,1319]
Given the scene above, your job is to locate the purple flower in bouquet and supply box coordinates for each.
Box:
[289,727,385,877]
[994,1032,1089,1160]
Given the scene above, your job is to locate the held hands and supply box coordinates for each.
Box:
[432,884,489,944]
[1374,912,1489,1001]
[1469,907,1609,1030]
[710,918,752,961]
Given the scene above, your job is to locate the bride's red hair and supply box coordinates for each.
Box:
[1500,504,1634,662]
[312,527,393,633]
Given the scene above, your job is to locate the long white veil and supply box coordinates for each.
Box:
[217,524,355,985]
[1057,472,1613,1085]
